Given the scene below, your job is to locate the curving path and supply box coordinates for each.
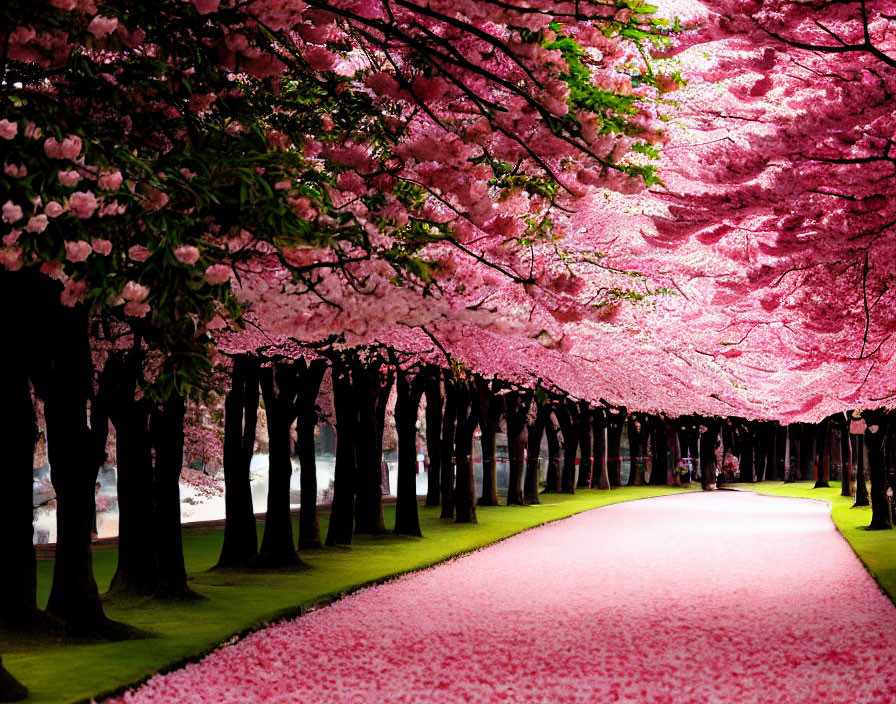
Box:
[110,492,896,704]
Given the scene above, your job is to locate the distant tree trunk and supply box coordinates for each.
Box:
[296,360,327,550]
[854,433,869,507]
[606,415,625,487]
[649,416,668,485]
[800,423,816,481]
[814,419,831,488]
[506,389,533,505]
[524,404,551,503]
[258,363,302,568]
[216,355,260,568]
[575,402,594,489]
[738,421,754,482]
[150,393,197,598]
[627,417,644,487]
[699,419,720,491]
[753,423,769,482]
[474,378,501,507]
[766,424,779,481]
[542,414,561,493]
[440,372,458,519]
[327,358,358,546]
[863,410,892,530]
[0,335,39,628]
[453,381,480,524]
[423,371,443,507]
[555,399,579,493]
[840,416,853,498]
[592,410,610,490]
[0,655,27,702]
[786,424,799,482]
[353,357,389,536]
[393,367,426,537]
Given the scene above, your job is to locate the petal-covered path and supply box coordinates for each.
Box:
[111,493,896,704]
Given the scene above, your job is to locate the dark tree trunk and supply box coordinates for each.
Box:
[576,402,594,489]
[258,363,302,568]
[105,348,157,597]
[592,410,610,490]
[327,358,358,546]
[216,355,260,568]
[524,404,551,503]
[606,414,624,487]
[800,424,816,481]
[753,423,769,482]
[863,410,892,530]
[296,360,327,550]
[0,336,39,628]
[854,433,870,507]
[439,371,457,519]
[555,399,579,494]
[739,422,755,482]
[814,419,831,488]
[786,424,800,482]
[542,414,561,493]
[627,417,644,487]
[840,416,853,498]
[474,378,501,507]
[423,371,443,507]
[394,367,426,536]
[37,294,114,636]
[150,393,197,598]
[0,656,28,702]
[766,424,779,481]
[699,419,720,491]
[649,416,668,485]
[453,381,480,524]
[505,389,533,505]
[353,357,389,536]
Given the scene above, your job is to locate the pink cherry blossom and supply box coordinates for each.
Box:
[0,247,24,270]
[68,190,98,218]
[64,240,92,262]
[173,245,201,266]
[58,170,82,186]
[2,230,21,246]
[122,280,150,302]
[128,244,152,261]
[87,15,118,38]
[107,493,896,704]
[23,122,41,139]
[60,278,88,306]
[205,264,232,285]
[0,120,17,140]
[4,163,27,178]
[39,260,64,279]
[124,300,151,317]
[97,169,123,190]
[91,238,112,255]
[2,200,23,223]
[44,201,65,218]
[25,214,48,233]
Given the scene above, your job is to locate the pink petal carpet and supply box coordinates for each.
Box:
[108,492,896,703]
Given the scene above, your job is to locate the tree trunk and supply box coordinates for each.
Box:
[216,355,260,568]
[0,656,27,702]
[555,399,579,493]
[592,410,610,490]
[576,402,593,489]
[394,370,426,536]
[0,343,39,628]
[258,363,302,568]
[863,410,892,530]
[627,417,643,487]
[453,381,480,524]
[543,414,561,493]
[786,424,799,482]
[439,371,457,519]
[353,358,389,536]
[505,390,532,505]
[814,419,831,488]
[840,417,853,498]
[327,359,358,546]
[739,422,754,482]
[606,416,624,487]
[524,404,551,503]
[854,433,870,507]
[649,416,668,485]
[297,360,327,550]
[474,378,500,507]
[699,420,720,491]
[423,372,442,507]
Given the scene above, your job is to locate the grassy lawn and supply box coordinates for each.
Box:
[727,480,896,602]
[3,485,697,704]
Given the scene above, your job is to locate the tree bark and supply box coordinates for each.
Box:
[524,404,551,503]
[814,419,831,488]
[216,355,260,568]
[854,433,870,507]
[649,416,668,485]
[555,399,579,493]
[863,410,892,530]
[575,402,593,489]
[699,419,720,491]
[474,378,501,507]
[739,421,755,482]
[423,371,442,507]
[439,371,458,519]
[453,381,480,524]
[296,360,327,550]
[352,356,389,536]
[327,358,358,546]
[606,414,625,487]
[591,410,610,490]
[542,414,561,493]
[394,368,426,536]
[505,389,533,505]
[0,656,27,702]
[839,415,853,498]
[257,363,302,568]
[627,417,644,487]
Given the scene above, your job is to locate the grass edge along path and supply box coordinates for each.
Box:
[729,480,896,604]
[4,485,697,704]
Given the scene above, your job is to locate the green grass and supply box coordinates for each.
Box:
[726,480,896,602]
[3,485,697,704]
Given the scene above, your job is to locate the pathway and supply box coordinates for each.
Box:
[109,492,896,704]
